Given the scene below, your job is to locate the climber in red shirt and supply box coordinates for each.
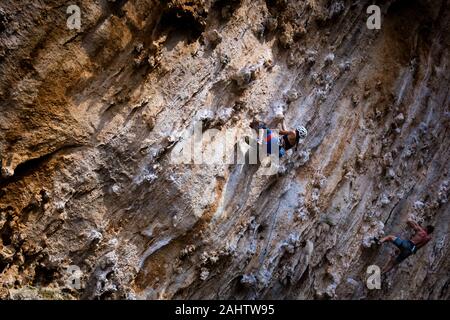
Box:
[375,219,434,273]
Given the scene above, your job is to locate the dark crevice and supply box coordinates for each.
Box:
[0,8,9,33]
[234,275,250,294]
[264,0,288,18]
[296,265,310,288]
[1,226,13,246]
[384,185,415,226]
[63,33,81,46]
[32,264,58,287]
[0,259,7,273]
[0,144,85,188]
[439,278,449,299]
[107,0,128,18]
[157,6,206,44]
[0,215,13,246]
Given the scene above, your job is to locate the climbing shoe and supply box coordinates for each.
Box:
[371,237,381,245]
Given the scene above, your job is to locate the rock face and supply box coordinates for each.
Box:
[0,0,449,300]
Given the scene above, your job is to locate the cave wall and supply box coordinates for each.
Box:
[0,0,449,299]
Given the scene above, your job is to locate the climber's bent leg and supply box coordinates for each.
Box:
[382,256,396,273]
[381,236,413,272]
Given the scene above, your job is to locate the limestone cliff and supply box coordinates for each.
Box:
[0,0,449,299]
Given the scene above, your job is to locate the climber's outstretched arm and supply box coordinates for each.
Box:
[279,120,291,135]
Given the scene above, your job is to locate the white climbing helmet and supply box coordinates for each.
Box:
[296,126,308,140]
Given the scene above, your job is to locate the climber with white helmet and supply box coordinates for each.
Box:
[248,120,307,159]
